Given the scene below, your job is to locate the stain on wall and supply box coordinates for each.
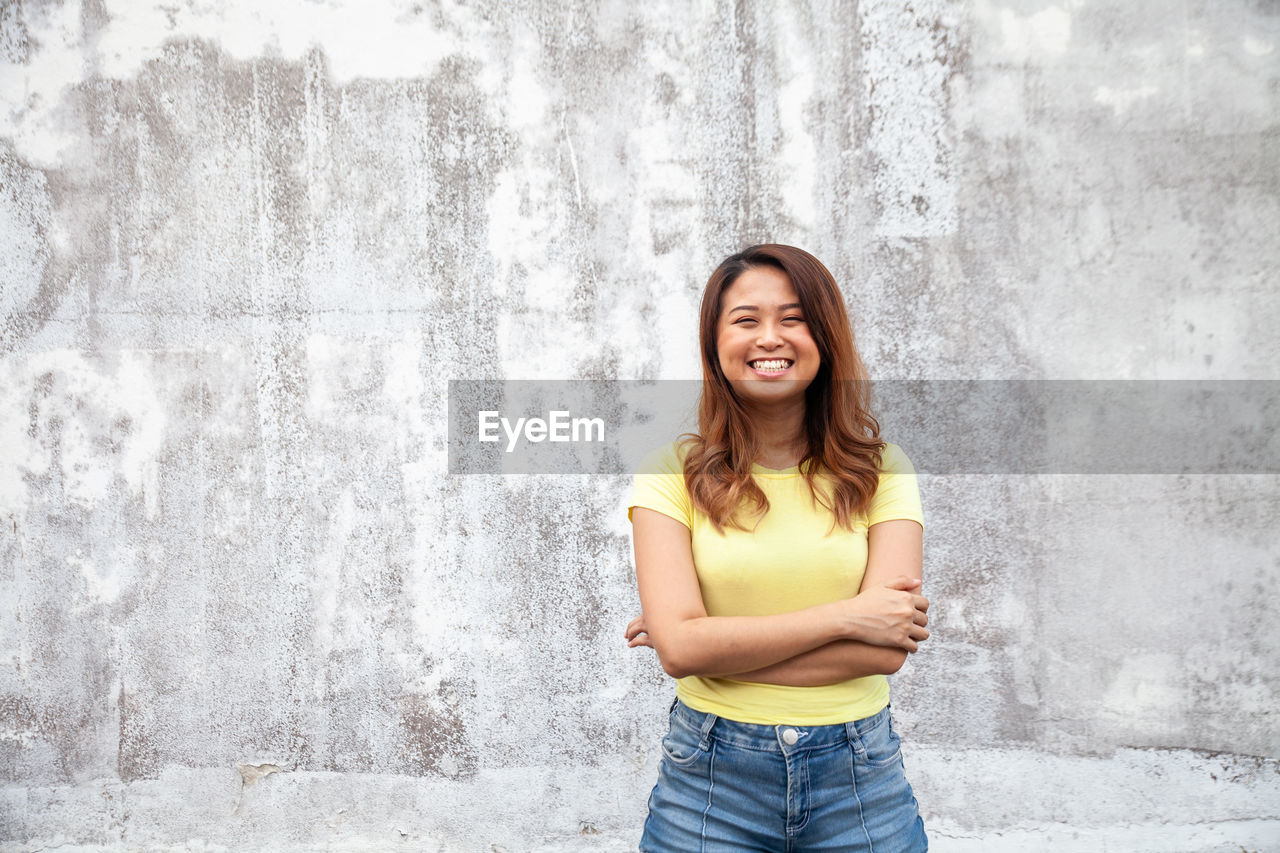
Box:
[1,0,1278,850]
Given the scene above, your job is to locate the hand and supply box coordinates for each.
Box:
[845,576,930,652]
[624,614,652,649]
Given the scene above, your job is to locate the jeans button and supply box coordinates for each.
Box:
[781,727,799,745]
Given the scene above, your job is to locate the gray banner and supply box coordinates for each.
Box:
[447,380,1280,475]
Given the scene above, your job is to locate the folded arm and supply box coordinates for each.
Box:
[627,509,928,680]
[725,519,926,686]
[726,640,908,687]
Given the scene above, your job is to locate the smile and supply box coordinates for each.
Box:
[749,359,793,373]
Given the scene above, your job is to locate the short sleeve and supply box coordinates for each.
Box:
[865,443,924,528]
[628,442,694,529]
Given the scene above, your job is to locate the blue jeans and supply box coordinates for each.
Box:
[640,699,927,852]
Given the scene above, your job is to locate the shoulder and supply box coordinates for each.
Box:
[635,438,693,477]
[877,442,917,476]
[866,441,924,527]
[630,439,696,527]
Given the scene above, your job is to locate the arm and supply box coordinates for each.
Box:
[628,507,928,679]
[718,519,928,687]
[723,639,911,686]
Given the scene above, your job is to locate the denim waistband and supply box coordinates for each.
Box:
[670,697,892,755]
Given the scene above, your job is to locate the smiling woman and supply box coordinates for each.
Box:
[625,244,931,851]
[715,264,822,412]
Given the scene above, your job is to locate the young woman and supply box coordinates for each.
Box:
[625,244,931,851]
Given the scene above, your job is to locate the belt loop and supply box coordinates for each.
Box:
[845,720,865,756]
[698,709,718,750]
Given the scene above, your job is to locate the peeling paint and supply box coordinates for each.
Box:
[0,350,167,519]
[234,761,282,786]
[1094,83,1160,117]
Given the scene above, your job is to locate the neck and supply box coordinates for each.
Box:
[743,400,807,469]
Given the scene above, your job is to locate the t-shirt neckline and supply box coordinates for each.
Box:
[750,460,808,477]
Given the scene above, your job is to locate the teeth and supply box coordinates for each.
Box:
[751,359,792,372]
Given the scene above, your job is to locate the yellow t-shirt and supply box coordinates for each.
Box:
[628,441,924,725]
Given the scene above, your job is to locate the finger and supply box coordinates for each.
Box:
[911,594,930,612]
[886,576,923,591]
[913,610,928,627]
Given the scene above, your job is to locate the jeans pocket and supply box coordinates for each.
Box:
[858,713,903,768]
[659,709,707,767]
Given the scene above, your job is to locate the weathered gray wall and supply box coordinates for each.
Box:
[2,1,1278,850]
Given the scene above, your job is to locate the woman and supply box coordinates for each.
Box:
[625,244,931,851]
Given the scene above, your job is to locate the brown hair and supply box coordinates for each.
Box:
[681,244,884,531]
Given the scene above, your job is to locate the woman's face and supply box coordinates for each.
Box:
[715,266,821,409]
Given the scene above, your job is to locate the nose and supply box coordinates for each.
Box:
[756,321,784,348]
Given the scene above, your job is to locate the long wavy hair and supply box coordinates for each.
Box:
[681,244,884,532]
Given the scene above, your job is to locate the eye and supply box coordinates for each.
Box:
[732,317,758,325]
[783,315,805,323]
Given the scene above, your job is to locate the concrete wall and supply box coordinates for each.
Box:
[2,1,1278,850]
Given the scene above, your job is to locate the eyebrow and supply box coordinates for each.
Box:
[726,303,803,315]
